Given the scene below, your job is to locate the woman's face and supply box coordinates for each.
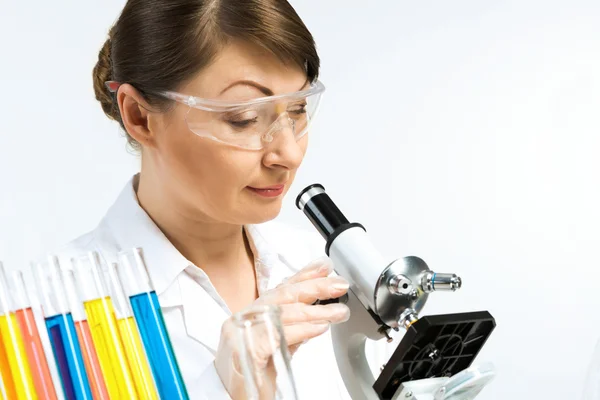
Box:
[147,40,310,225]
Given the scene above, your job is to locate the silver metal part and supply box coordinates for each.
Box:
[399,308,419,330]
[388,274,414,295]
[297,185,325,210]
[393,363,496,400]
[422,272,462,292]
[393,377,448,400]
[374,256,431,328]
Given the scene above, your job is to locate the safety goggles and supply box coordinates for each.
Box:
[106,80,325,150]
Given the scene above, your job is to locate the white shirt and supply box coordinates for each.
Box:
[56,175,351,400]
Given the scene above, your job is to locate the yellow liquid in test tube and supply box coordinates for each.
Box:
[84,297,138,399]
[118,317,158,399]
[0,313,37,400]
[0,329,18,400]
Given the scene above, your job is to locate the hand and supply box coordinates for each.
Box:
[214,257,350,399]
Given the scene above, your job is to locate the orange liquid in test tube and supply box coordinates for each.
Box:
[15,307,58,400]
[75,320,109,400]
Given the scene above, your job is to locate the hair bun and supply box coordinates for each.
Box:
[92,37,119,121]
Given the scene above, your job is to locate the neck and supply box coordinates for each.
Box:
[135,173,252,275]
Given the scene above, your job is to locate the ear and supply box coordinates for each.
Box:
[116,84,156,148]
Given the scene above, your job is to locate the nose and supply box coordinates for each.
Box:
[262,114,305,170]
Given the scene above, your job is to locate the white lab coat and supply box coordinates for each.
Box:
[55,175,351,400]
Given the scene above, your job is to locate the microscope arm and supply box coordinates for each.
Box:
[331,288,384,400]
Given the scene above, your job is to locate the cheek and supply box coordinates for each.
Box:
[294,133,309,167]
[156,115,208,177]
[154,118,261,216]
[299,133,309,156]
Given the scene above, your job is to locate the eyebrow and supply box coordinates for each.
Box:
[219,79,310,97]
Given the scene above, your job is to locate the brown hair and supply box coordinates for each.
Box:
[92,0,320,151]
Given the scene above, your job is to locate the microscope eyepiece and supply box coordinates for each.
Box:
[296,183,365,255]
[295,183,326,210]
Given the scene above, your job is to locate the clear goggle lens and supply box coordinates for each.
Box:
[184,92,322,150]
[105,80,325,150]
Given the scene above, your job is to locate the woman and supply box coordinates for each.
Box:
[59,0,352,399]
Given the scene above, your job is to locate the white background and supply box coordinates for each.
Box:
[1,1,599,399]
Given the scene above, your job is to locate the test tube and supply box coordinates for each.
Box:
[62,265,110,400]
[118,248,189,399]
[0,262,37,400]
[74,252,138,399]
[11,270,58,400]
[104,262,158,399]
[0,369,7,400]
[34,257,93,400]
[22,268,66,400]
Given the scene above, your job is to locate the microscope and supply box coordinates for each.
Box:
[296,184,496,400]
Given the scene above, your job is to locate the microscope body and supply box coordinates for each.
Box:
[296,184,495,400]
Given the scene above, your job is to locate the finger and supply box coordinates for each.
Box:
[279,303,350,325]
[288,343,303,357]
[259,276,350,305]
[283,322,330,346]
[279,256,334,286]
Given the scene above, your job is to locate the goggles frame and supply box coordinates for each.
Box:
[105,80,326,150]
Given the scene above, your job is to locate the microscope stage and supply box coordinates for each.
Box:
[373,311,496,400]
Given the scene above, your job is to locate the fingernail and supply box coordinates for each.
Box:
[332,304,351,321]
[331,277,349,291]
[339,310,350,323]
[332,283,349,291]
[330,303,350,315]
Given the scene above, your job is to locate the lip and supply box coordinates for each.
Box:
[247,184,286,198]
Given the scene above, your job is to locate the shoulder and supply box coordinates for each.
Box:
[252,219,327,268]
[52,177,137,265]
[53,221,120,266]
[52,230,95,262]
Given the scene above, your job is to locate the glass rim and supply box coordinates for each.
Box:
[232,304,281,327]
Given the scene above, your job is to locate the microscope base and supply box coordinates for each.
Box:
[374,311,496,399]
[393,362,496,400]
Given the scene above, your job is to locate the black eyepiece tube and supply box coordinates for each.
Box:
[297,183,366,255]
[295,184,350,240]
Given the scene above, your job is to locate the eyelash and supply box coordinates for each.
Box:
[225,104,307,128]
[227,116,258,128]
[289,107,307,115]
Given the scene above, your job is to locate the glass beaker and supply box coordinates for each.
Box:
[232,304,299,400]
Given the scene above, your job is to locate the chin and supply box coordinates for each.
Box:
[243,203,283,225]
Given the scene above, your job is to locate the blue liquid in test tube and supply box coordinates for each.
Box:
[35,257,93,400]
[130,292,187,398]
[118,248,189,400]
[45,314,90,400]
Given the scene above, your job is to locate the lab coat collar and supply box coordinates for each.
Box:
[100,175,190,301]
[177,271,228,354]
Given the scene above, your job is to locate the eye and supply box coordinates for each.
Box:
[288,102,307,115]
[227,117,258,128]
[224,110,259,129]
